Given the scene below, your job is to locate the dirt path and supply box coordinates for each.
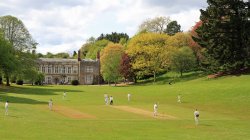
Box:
[111,105,177,120]
[52,106,96,119]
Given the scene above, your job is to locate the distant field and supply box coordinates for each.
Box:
[0,74,249,140]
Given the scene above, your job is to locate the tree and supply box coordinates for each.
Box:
[194,0,250,72]
[0,15,36,51]
[0,32,19,86]
[97,32,129,43]
[138,16,171,34]
[164,20,182,35]
[171,47,197,76]
[119,53,134,82]
[166,32,191,48]
[189,21,204,67]
[100,43,124,85]
[85,39,110,59]
[0,15,37,86]
[127,33,170,82]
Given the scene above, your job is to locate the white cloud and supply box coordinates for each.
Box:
[0,0,207,54]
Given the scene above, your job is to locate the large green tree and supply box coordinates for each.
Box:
[0,15,37,86]
[194,0,250,72]
[164,20,182,36]
[171,47,197,76]
[127,33,170,82]
[0,31,19,86]
[100,43,124,85]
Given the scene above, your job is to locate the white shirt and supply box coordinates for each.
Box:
[194,111,199,117]
[5,102,8,109]
[154,104,158,110]
[110,96,113,101]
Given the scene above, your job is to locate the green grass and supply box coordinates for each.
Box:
[0,74,249,140]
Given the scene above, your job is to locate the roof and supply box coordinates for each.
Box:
[38,58,78,63]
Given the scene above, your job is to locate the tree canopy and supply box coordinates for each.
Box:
[194,0,250,72]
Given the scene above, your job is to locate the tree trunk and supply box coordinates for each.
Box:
[0,77,2,85]
[134,75,137,83]
[153,71,156,83]
[6,75,10,86]
[180,69,183,77]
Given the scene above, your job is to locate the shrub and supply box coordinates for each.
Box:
[71,80,79,85]
[16,80,23,85]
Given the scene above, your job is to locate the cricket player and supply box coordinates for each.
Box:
[63,92,67,100]
[49,99,53,111]
[104,94,109,105]
[177,94,181,103]
[5,101,9,115]
[128,93,131,102]
[110,96,113,105]
[194,109,200,125]
[153,103,158,116]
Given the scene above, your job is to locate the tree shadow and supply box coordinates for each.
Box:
[0,85,84,105]
[0,95,47,104]
[133,71,208,86]
[0,86,83,96]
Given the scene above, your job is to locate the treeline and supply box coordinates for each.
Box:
[81,0,250,84]
[80,17,197,84]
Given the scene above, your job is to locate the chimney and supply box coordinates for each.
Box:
[78,50,81,61]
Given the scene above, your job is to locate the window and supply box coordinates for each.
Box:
[67,77,71,83]
[47,77,52,84]
[68,67,72,74]
[73,67,78,73]
[55,66,58,73]
[85,75,93,84]
[48,66,52,74]
[62,67,65,74]
[86,66,93,73]
[42,66,45,73]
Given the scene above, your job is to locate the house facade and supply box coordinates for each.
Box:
[37,56,100,85]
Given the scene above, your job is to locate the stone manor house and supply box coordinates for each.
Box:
[37,52,100,85]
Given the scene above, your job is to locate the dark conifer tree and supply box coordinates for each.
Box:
[194,0,250,72]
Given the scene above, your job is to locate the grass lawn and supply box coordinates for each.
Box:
[0,73,249,140]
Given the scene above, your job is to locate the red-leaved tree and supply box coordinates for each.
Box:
[119,53,134,83]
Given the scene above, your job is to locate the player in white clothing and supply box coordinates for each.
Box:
[194,109,200,125]
[48,99,53,111]
[5,101,9,115]
[153,103,158,116]
[63,92,67,100]
[104,94,109,105]
[109,96,114,105]
[127,93,131,102]
[177,94,181,103]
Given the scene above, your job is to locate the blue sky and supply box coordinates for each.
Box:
[0,0,207,54]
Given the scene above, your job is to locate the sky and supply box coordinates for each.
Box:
[0,0,208,55]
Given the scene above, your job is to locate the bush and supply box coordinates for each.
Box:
[71,80,79,85]
[16,80,23,85]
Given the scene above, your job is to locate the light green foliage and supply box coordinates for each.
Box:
[85,39,110,59]
[0,15,37,51]
[166,32,191,48]
[0,15,38,86]
[100,43,124,84]
[171,47,197,76]
[127,33,170,81]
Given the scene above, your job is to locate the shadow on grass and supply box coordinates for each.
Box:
[0,95,47,104]
[133,71,209,86]
[0,85,83,104]
[0,85,83,95]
